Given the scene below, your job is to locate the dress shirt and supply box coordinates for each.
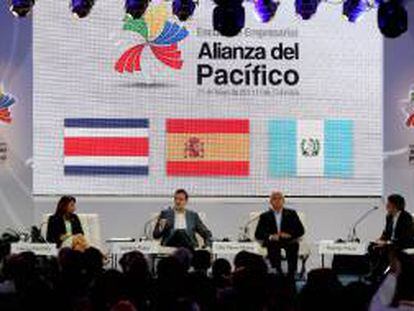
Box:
[273,208,283,233]
[174,211,187,230]
[391,211,401,241]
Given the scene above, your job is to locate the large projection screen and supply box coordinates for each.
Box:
[33,0,383,196]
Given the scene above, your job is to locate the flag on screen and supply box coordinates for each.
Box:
[64,118,149,176]
[166,119,250,176]
[269,119,353,178]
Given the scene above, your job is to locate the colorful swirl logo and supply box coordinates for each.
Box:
[115,5,189,73]
[0,87,15,124]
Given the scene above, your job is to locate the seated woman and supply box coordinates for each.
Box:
[46,195,86,249]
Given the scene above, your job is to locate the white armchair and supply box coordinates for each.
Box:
[42,213,102,249]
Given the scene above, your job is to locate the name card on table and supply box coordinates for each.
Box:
[109,241,156,255]
[318,240,367,256]
[11,243,58,256]
[212,241,265,255]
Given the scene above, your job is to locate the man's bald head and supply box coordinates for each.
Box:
[270,191,285,211]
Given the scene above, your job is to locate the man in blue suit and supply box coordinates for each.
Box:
[153,189,212,249]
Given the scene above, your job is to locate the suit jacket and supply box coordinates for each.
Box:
[153,208,212,248]
[381,210,414,248]
[255,208,305,246]
[46,213,84,247]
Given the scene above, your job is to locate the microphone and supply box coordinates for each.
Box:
[348,206,379,242]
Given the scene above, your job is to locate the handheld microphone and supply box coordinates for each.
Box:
[348,206,379,242]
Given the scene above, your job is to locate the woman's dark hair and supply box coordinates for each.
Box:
[174,189,189,201]
[54,195,76,217]
[388,194,405,211]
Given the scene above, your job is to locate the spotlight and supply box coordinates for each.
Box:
[9,0,35,17]
[295,0,319,20]
[173,0,196,21]
[125,0,150,19]
[213,0,245,37]
[254,0,279,23]
[71,0,95,18]
[378,0,407,38]
[342,0,369,22]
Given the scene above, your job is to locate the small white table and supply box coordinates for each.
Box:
[11,242,58,257]
[318,240,367,267]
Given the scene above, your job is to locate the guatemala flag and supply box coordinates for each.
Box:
[269,119,353,178]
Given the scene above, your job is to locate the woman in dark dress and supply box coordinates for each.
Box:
[46,196,84,248]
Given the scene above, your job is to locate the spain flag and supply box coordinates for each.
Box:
[166,119,250,176]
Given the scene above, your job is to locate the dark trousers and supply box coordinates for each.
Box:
[368,241,414,283]
[367,243,395,278]
[267,240,299,277]
[165,229,194,250]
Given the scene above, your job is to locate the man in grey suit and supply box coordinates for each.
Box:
[153,189,212,249]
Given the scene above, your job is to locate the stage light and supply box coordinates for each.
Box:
[125,0,150,19]
[295,0,319,20]
[173,0,196,21]
[342,0,369,22]
[378,0,407,38]
[71,0,95,18]
[213,0,245,37]
[9,0,35,17]
[254,0,279,23]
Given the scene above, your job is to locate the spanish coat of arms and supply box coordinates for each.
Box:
[184,137,204,158]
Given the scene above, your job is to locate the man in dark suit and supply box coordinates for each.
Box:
[153,189,212,249]
[255,191,305,278]
[378,194,414,248]
[369,194,414,279]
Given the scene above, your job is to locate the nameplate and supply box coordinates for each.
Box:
[212,242,264,255]
[108,241,162,255]
[11,243,58,256]
[318,240,367,255]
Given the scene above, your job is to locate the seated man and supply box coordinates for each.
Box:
[369,194,414,278]
[153,189,212,249]
[255,191,305,278]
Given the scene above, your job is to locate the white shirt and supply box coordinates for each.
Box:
[273,209,283,233]
[174,211,187,230]
[391,211,401,241]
